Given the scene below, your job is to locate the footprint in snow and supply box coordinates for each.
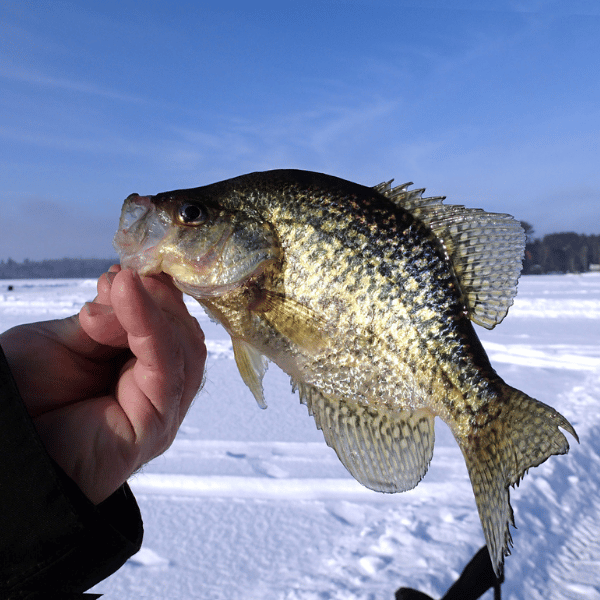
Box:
[327,501,367,527]
[225,451,289,478]
[250,459,288,478]
[359,554,393,575]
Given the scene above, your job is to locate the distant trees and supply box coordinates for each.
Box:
[0,258,115,279]
[520,221,535,243]
[522,231,600,274]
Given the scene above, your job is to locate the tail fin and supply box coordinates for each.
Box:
[459,385,577,576]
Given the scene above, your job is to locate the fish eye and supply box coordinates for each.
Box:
[178,202,207,225]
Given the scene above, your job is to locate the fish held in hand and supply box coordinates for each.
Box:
[114,169,577,575]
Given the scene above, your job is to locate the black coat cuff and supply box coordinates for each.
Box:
[0,344,143,597]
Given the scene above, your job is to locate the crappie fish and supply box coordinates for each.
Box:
[114,169,577,575]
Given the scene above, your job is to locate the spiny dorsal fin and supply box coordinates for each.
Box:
[374,180,446,213]
[294,380,435,493]
[372,180,395,194]
[232,338,269,408]
[374,180,525,329]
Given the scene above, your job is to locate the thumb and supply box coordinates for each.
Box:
[79,301,129,348]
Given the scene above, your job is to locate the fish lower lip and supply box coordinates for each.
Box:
[120,251,162,274]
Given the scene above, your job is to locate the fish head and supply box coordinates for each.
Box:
[113,190,280,297]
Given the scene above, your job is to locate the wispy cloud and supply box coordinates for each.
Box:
[0,61,150,105]
[0,124,147,156]
[164,94,400,182]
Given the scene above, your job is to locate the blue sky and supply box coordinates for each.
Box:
[1,0,599,261]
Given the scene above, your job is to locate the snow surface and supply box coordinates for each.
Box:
[1,274,599,599]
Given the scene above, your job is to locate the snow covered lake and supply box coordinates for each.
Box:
[1,273,599,599]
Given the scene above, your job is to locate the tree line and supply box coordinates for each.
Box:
[521,223,600,274]
[0,258,116,279]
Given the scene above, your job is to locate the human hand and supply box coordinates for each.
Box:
[0,266,206,504]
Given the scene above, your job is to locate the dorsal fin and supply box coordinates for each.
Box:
[374,180,525,329]
[374,179,446,213]
[294,380,435,493]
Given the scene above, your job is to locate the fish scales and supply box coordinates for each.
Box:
[114,168,577,576]
[268,179,495,422]
[264,185,464,410]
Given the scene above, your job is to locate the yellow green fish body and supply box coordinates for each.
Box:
[114,169,576,575]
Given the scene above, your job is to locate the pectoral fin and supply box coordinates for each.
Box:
[295,381,435,493]
[232,338,270,408]
[251,289,328,354]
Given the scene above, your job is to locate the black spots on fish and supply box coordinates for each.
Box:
[425,381,435,399]
[381,213,399,229]
[315,294,348,317]
[405,357,420,377]
[356,292,368,305]
[346,196,363,213]
[376,280,396,304]
[327,253,369,292]
[471,395,500,427]
[467,422,501,452]
[454,359,481,389]
[378,262,394,279]
[462,391,505,439]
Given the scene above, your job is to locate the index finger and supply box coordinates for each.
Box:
[111,269,206,450]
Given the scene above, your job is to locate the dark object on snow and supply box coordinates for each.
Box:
[396,589,434,600]
[443,546,503,600]
[396,590,433,600]
[395,546,503,600]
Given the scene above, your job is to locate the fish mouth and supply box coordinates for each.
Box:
[114,192,281,299]
[113,195,169,275]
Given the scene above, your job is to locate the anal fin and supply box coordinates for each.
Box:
[295,381,435,493]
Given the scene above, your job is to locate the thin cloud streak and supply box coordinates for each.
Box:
[0,62,150,105]
[165,96,400,180]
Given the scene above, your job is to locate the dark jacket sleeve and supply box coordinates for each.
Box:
[0,345,143,598]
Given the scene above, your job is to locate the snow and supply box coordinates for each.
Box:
[1,273,599,599]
